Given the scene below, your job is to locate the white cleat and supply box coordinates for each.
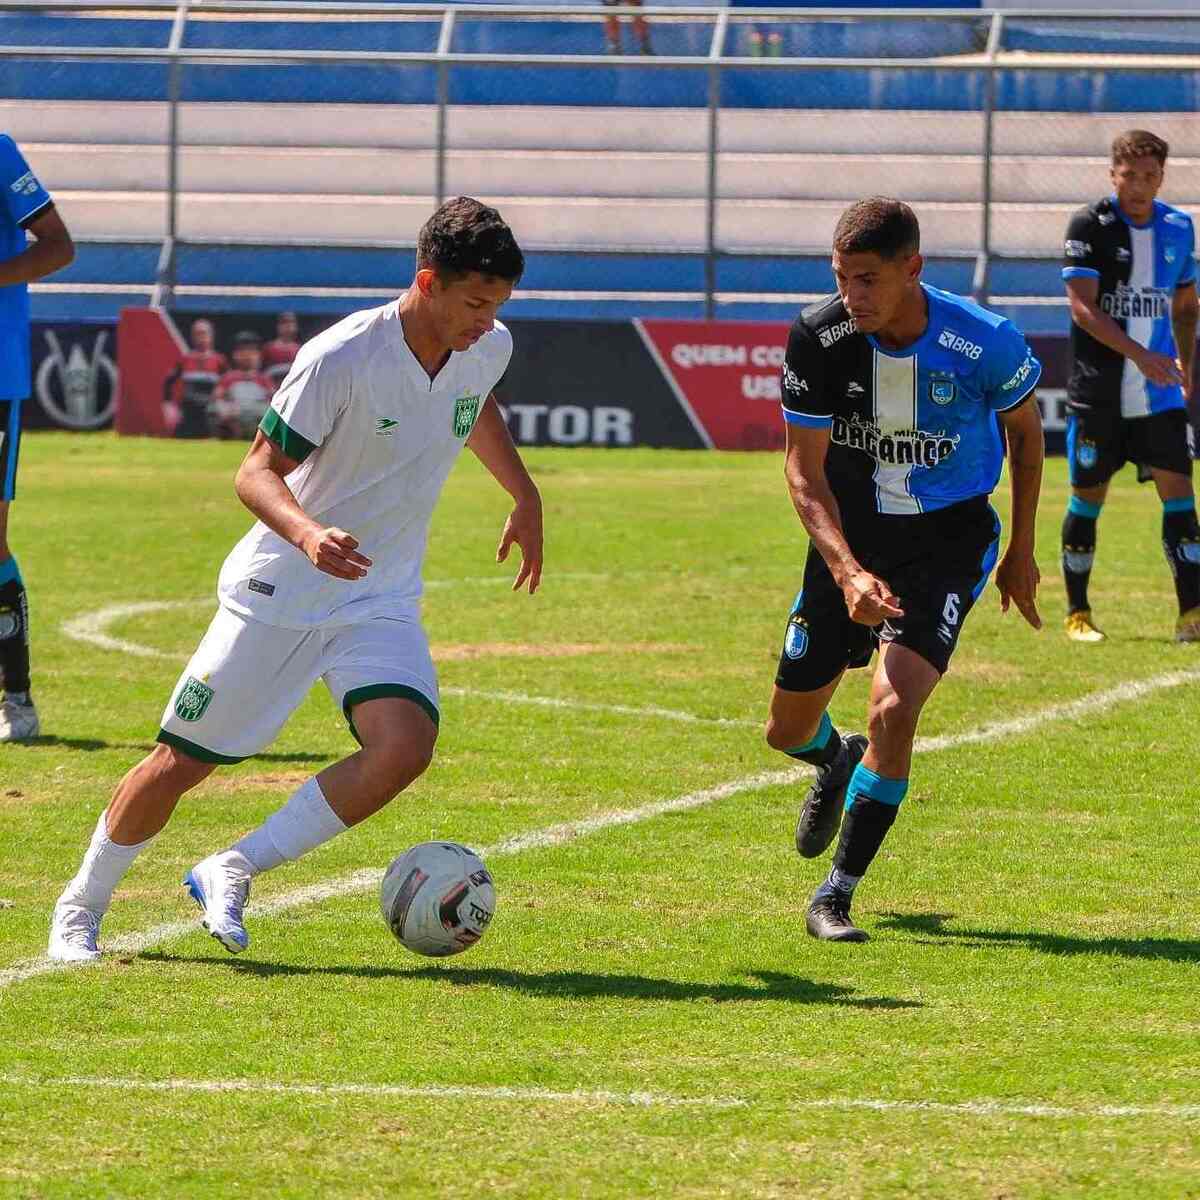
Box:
[0,698,39,741]
[47,902,102,963]
[184,851,253,954]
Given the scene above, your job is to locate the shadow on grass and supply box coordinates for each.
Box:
[877,911,1200,964]
[20,736,335,764]
[140,955,922,1010]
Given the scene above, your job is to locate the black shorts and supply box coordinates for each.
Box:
[0,398,22,502]
[775,497,1001,691]
[1066,406,1192,489]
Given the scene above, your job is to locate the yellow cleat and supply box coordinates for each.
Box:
[1175,607,1200,643]
[1065,610,1106,643]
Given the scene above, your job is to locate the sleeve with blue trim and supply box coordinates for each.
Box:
[984,319,1042,413]
[259,339,346,462]
[1061,207,1101,283]
[1176,216,1196,288]
[0,136,53,230]
[780,320,833,429]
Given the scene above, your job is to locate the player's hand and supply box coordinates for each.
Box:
[301,526,372,581]
[1177,358,1193,405]
[497,495,543,594]
[995,548,1041,630]
[840,569,904,626]
[1136,349,1183,388]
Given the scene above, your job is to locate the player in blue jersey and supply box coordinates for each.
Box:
[0,135,74,741]
[765,198,1044,942]
[1060,130,1200,644]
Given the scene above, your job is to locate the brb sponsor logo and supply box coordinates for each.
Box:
[817,319,856,349]
[501,403,633,446]
[832,414,960,467]
[938,330,983,360]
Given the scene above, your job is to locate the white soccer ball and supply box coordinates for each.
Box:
[380,841,496,958]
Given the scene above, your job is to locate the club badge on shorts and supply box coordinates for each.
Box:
[784,616,810,659]
[1077,440,1098,470]
[453,393,482,439]
[175,676,215,723]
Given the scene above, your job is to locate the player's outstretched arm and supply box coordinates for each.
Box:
[465,394,543,594]
[995,398,1044,630]
[234,432,372,580]
[0,206,73,287]
[783,422,902,626]
[1171,282,1198,405]
[1065,276,1181,388]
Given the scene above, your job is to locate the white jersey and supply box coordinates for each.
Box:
[218,300,512,630]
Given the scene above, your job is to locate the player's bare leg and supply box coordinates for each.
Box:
[0,499,39,741]
[189,696,438,954]
[807,644,939,942]
[48,745,217,962]
[1150,467,1200,641]
[1063,481,1109,643]
[766,674,866,858]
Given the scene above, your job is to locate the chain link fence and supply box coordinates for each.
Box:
[1,4,1197,322]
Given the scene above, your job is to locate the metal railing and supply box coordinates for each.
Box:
[2,3,1198,316]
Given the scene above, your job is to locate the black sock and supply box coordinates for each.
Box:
[828,765,907,882]
[0,572,31,696]
[1062,498,1101,613]
[1162,502,1200,614]
[785,711,844,769]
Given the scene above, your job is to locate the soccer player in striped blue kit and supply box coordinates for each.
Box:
[766,198,1045,942]
[0,134,74,741]
[1060,129,1200,643]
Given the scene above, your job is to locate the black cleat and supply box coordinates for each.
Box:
[794,733,868,858]
[805,891,869,943]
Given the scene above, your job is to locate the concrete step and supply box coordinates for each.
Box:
[53,189,1081,255]
[6,100,1200,157]
[28,142,1200,206]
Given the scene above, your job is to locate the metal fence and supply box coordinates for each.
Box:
[2,2,1198,318]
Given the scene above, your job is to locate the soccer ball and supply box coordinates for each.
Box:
[380,841,496,958]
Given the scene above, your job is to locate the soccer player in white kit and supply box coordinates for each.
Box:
[48,198,542,961]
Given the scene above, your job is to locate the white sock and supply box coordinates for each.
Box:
[57,811,155,915]
[231,776,347,876]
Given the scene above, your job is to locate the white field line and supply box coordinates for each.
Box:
[0,1074,745,1110]
[59,599,758,727]
[0,1076,1198,1122]
[0,768,803,989]
[441,686,757,727]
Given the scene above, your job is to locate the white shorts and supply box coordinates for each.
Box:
[157,606,439,763]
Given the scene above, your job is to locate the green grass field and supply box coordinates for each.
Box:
[2,433,1198,1199]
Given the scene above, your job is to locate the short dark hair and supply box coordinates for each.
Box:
[417,197,525,283]
[233,330,261,348]
[1112,129,1168,168]
[832,197,920,260]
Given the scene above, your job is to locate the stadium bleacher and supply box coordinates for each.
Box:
[3,6,1197,327]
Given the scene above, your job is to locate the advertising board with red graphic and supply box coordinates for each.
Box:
[116,306,1100,452]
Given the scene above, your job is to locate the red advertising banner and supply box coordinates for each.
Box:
[635,318,791,451]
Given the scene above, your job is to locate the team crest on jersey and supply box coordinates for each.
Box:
[784,615,810,659]
[929,373,957,406]
[175,676,215,723]
[1077,440,1098,470]
[452,393,482,439]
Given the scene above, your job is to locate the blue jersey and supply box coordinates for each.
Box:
[0,135,54,400]
[781,285,1041,518]
[1062,196,1197,418]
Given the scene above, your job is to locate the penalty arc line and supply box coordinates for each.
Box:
[59,600,758,728]
[0,1076,1198,1122]
[4,662,1200,991]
